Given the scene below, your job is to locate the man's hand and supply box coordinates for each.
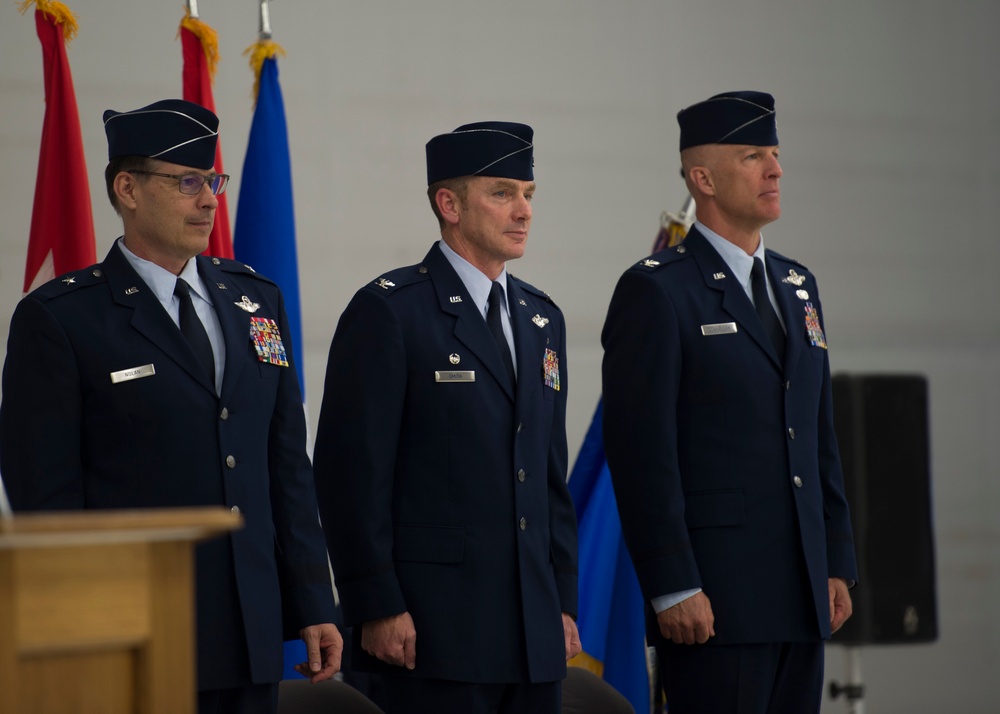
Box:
[829,578,853,633]
[362,612,417,670]
[563,613,582,660]
[293,623,343,683]
[657,591,715,645]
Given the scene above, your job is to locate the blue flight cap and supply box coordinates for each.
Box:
[677,91,778,151]
[103,99,219,169]
[426,121,534,185]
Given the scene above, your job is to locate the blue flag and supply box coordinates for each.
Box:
[234,55,305,393]
[568,400,649,713]
[233,52,308,680]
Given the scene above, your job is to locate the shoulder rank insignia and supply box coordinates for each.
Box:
[782,269,806,286]
[532,314,549,328]
[235,295,260,313]
[641,259,660,268]
[375,278,395,290]
[62,276,76,285]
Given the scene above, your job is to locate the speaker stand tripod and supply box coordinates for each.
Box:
[829,646,866,713]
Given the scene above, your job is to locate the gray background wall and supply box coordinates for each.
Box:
[1,1,996,710]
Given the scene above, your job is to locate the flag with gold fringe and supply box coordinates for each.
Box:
[18,0,96,293]
[180,5,233,259]
[568,197,696,714]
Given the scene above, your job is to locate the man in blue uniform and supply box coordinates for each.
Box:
[312,122,580,714]
[0,99,341,713]
[602,92,858,713]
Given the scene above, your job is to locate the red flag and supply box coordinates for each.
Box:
[20,0,96,293]
[180,11,233,259]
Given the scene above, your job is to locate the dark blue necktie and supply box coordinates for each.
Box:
[487,281,516,388]
[174,278,216,384]
[751,258,785,359]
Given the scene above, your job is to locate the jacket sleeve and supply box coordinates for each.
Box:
[601,268,702,602]
[312,287,409,625]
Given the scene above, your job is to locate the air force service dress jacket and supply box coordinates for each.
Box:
[0,242,336,690]
[602,227,858,646]
[313,241,578,684]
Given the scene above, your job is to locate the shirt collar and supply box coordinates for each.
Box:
[117,238,210,305]
[438,239,509,318]
[696,221,768,293]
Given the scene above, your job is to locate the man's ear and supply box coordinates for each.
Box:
[113,171,140,211]
[688,166,716,197]
[435,187,461,226]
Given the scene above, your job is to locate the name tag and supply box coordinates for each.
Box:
[701,322,738,336]
[110,363,156,384]
[435,370,475,383]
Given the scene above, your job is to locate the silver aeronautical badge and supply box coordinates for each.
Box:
[216,282,228,290]
[796,289,810,300]
[532,315,550,328]
[234,295,260,313]
[375,278,395,290]
[449,353,460,365]
[519,299,527,306]
[782,269,806,286]
[641,259,660,268]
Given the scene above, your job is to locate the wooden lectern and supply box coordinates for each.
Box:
[0,507,242,714]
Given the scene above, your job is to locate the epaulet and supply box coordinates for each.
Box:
[630,244,690,272]
[510,274,557,306]
[28,265,106,302]
[363,262,430,295]
[767,248,808,270]
[210,256,277,286]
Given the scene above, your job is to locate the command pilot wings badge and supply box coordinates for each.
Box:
[234,296,260,313]
[532,314,549,328]
[782,269,807,286]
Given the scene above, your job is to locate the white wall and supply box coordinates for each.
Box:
[2,1,997,710]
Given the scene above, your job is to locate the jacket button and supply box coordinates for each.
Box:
[519,517,527,531]
[784,380,791,391]
[517,469,526,482]
[220,407,229,420]
[226,455,236,468]
[516,422,523,434]
[793,475,803,488]
[231,505,241,516]
[788,427,796,439]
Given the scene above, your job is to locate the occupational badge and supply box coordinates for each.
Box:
[782,269,806,286]
[803,302,828,349]
[235,296,260,313]
[543,348,560,391]
[249,316,289,366]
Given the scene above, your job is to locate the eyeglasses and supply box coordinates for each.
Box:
[131,170,230,196]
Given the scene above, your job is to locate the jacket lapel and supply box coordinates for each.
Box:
[423,244,515,401]
[686,229,782,367]
[103,244,216,393]
[507,278,547,407]
[766,251,804,377]
[198,256,250,403]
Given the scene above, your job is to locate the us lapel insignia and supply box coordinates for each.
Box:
[125,287,139,295]
[782,269,806,286]
[713,272,726,280]
[235,295,260,313]
[543,348,560,391]
[249,316,289,366]
[375,278,395,290]
[532,314,549,328]
[449,295,463,303]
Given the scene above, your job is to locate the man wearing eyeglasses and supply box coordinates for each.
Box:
[0,99,341,714]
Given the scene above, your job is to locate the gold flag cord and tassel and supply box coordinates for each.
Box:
[17,0,79,41]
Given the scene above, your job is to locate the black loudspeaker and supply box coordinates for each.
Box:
[831,373,938,645]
